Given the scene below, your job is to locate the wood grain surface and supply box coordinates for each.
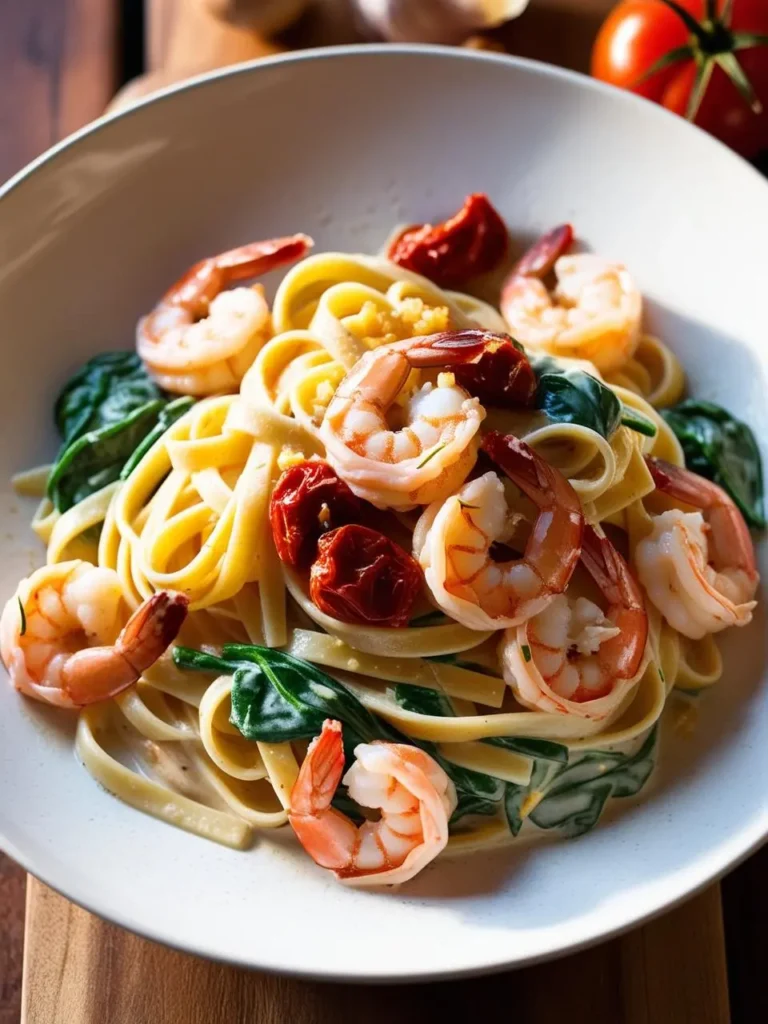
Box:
[21,877,730,1024]
[0,0,118,183]
[0,1,759,1022]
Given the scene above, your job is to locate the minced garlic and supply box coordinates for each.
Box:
[277,448,305,471]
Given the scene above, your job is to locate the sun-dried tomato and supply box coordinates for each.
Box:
[309,525,422,627]
[387,193,509,288]
[453,335,537,408]
[270,461,362,570]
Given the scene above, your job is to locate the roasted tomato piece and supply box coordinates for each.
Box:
[453,335,536,408]
[270,460,362,570]
[388,193,508,288]
[309,525,423,627]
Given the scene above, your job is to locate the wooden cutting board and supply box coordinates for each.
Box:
[16,2,732,1021]
[23,877,730,1023]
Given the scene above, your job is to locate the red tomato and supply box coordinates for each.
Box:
[269,460,361,570]
[309,525,422,628]
[452,338,537,408]
[592,0,768,159]
[388,193,509,287]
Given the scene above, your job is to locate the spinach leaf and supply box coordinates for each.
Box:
[48,352,195,512]
[661,399,765,528]
[394,682,455,718]
[527,727,658,837]
[120,396,194,480]
[54,352,162,444]
[532,355,622,439]
[47,399,166,511]
[504,761,551,837]
[484,735,569,764]
[531,355,655,440]
[222,644,396,745]
[619,404,658,438]
[177,645,505,823]
[394,682,568,763]
[230,662,327,742]
[450,792,500,826]
[173,647,239,675]
[408,610,449,627]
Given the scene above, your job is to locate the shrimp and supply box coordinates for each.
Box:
[319,330,497,509]
[137,234,312,395]
[414,431,584,630]
[288,719,456,887]
[635,458,759,639]
[500,224,642,374]
[501,526,648,720]
[0,561,188,707]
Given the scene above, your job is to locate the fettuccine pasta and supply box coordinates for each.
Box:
[3,199,762,888]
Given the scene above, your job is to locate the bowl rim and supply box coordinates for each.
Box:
[1,43,767,982]
[3,42,768,202]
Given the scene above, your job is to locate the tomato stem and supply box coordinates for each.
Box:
[654,0,767,123]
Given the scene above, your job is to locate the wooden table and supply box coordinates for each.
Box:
[0,2,766,1022]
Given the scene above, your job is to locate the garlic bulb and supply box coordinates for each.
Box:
[354,0,530,45]
[203,0,310,36]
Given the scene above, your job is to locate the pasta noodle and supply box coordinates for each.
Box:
[5,207,760,888]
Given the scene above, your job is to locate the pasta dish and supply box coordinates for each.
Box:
[3,194,762,887]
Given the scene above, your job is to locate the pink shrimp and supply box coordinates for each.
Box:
[288,720,456,887]
[500,224,642,374]
[501,525,648,720]
[0,560,188,708]
[635,457,759,639]
[137,234,313,394]
[414,431,585,630]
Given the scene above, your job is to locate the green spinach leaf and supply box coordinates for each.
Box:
[532,355,622,439]
[619,404,658,438]
[450,792,500,826]
[531,355,655,440]
[484,735,569,764]
[222,644,396,745]
[120,396,195,480]
[527,727,658,837]
[504,761,551,837]
[394,682,568,763]
[661,399,765,528]
[54,352,162,444]
[408,610,449,627]
[47,399,166,511]
[394,682,455,718]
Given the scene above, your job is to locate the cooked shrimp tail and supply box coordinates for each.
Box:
[637,457,758,638]
[1,562,189,709]
[645,457,756,581]
[402,329,501,367]
[160,235,313,317]
[482,430,585,596]
[502,525,648,719]
[581,526,648,681]
[509,223,574,279]
[63,591,189,706]
[138,234,313,395]
[320,331,490,509]
[288,720,358,870]
[289,719,456,886]
[500,225,641,373]
[415,432,584,631]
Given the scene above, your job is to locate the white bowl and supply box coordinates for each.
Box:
[1,45,767,981]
